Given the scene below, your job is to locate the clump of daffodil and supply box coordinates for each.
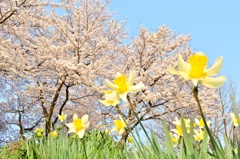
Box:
[50,130,58,138]
[230,113,240,127]
[195,118,211,129]
[104,70,144,102]
[168,52,226,88]
[66,114,89,138]
[99,90,120,106]
[35,128,44,138]
[112,115,128,134]
[58,113,67,122]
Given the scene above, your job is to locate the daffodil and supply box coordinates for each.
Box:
[195,118,211,129]
[234,148,238,154]
[50,130,58,138]
[171,125,183,136]
[105,70,144,101]
[35,128,44,134]
[168,52,226,88]
[173,117,190,127]
[66,114,90,138]
[230,113,240,127]
[194,129,205,142]
[58,113,67,122]
[99,90,120,106]
[36,132,43,138]
[112,115,128,134]
[170,133,179,147]
[172,117,191,133]
[128,136,133,143]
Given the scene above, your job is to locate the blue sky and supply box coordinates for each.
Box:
[109,1,240,84]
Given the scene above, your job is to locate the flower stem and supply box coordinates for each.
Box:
[82,138,88,159]
[193,86,225,159]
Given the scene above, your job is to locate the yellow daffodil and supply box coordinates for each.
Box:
[234,148,238,154]
[50,130,58,138]
[58,113,67,122]
[112,115,128,134]
[36,132,43,138]
[128,136,133,143]
[168,52,226,88]
[105,70,144,101]
[194,129,205,142]
[66,114,90,138]
[195,118,211,129]
[35,128,44,134]
[99,90,120,106]
[230,113,240,127]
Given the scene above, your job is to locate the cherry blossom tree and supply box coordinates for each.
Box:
[0,0,224,146]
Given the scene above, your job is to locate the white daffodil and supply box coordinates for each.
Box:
[105,70,144,101]
[66,114,89,138]
[168,52,226,88]
[99,90,120,106]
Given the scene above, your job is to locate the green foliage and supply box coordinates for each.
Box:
[1,118,239,159]
[1,130,127,159]
[0,140,28,159]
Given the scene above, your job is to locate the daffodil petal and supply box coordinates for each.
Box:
[128,70,136,86]
[105,79,118,90]
[195,52,205,56]
[178,54,191,72]
[66,123,75,133]
[77,130,85,138]
[167,67,179,75]
[168,68,190,80]
[119,92,128,102]
[191,79,199,87]
[119,129,125,134]
[178,71,190,80]
[84,122,90,129]
[81,114,88,125]
[129,83,144,93]
[201,76,226,88]
[115,72,122,77]
[73,114,78,120]
[206,56,223,76]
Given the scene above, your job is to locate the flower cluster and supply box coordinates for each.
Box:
[35,128,44,138]
[170,117,211,146]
